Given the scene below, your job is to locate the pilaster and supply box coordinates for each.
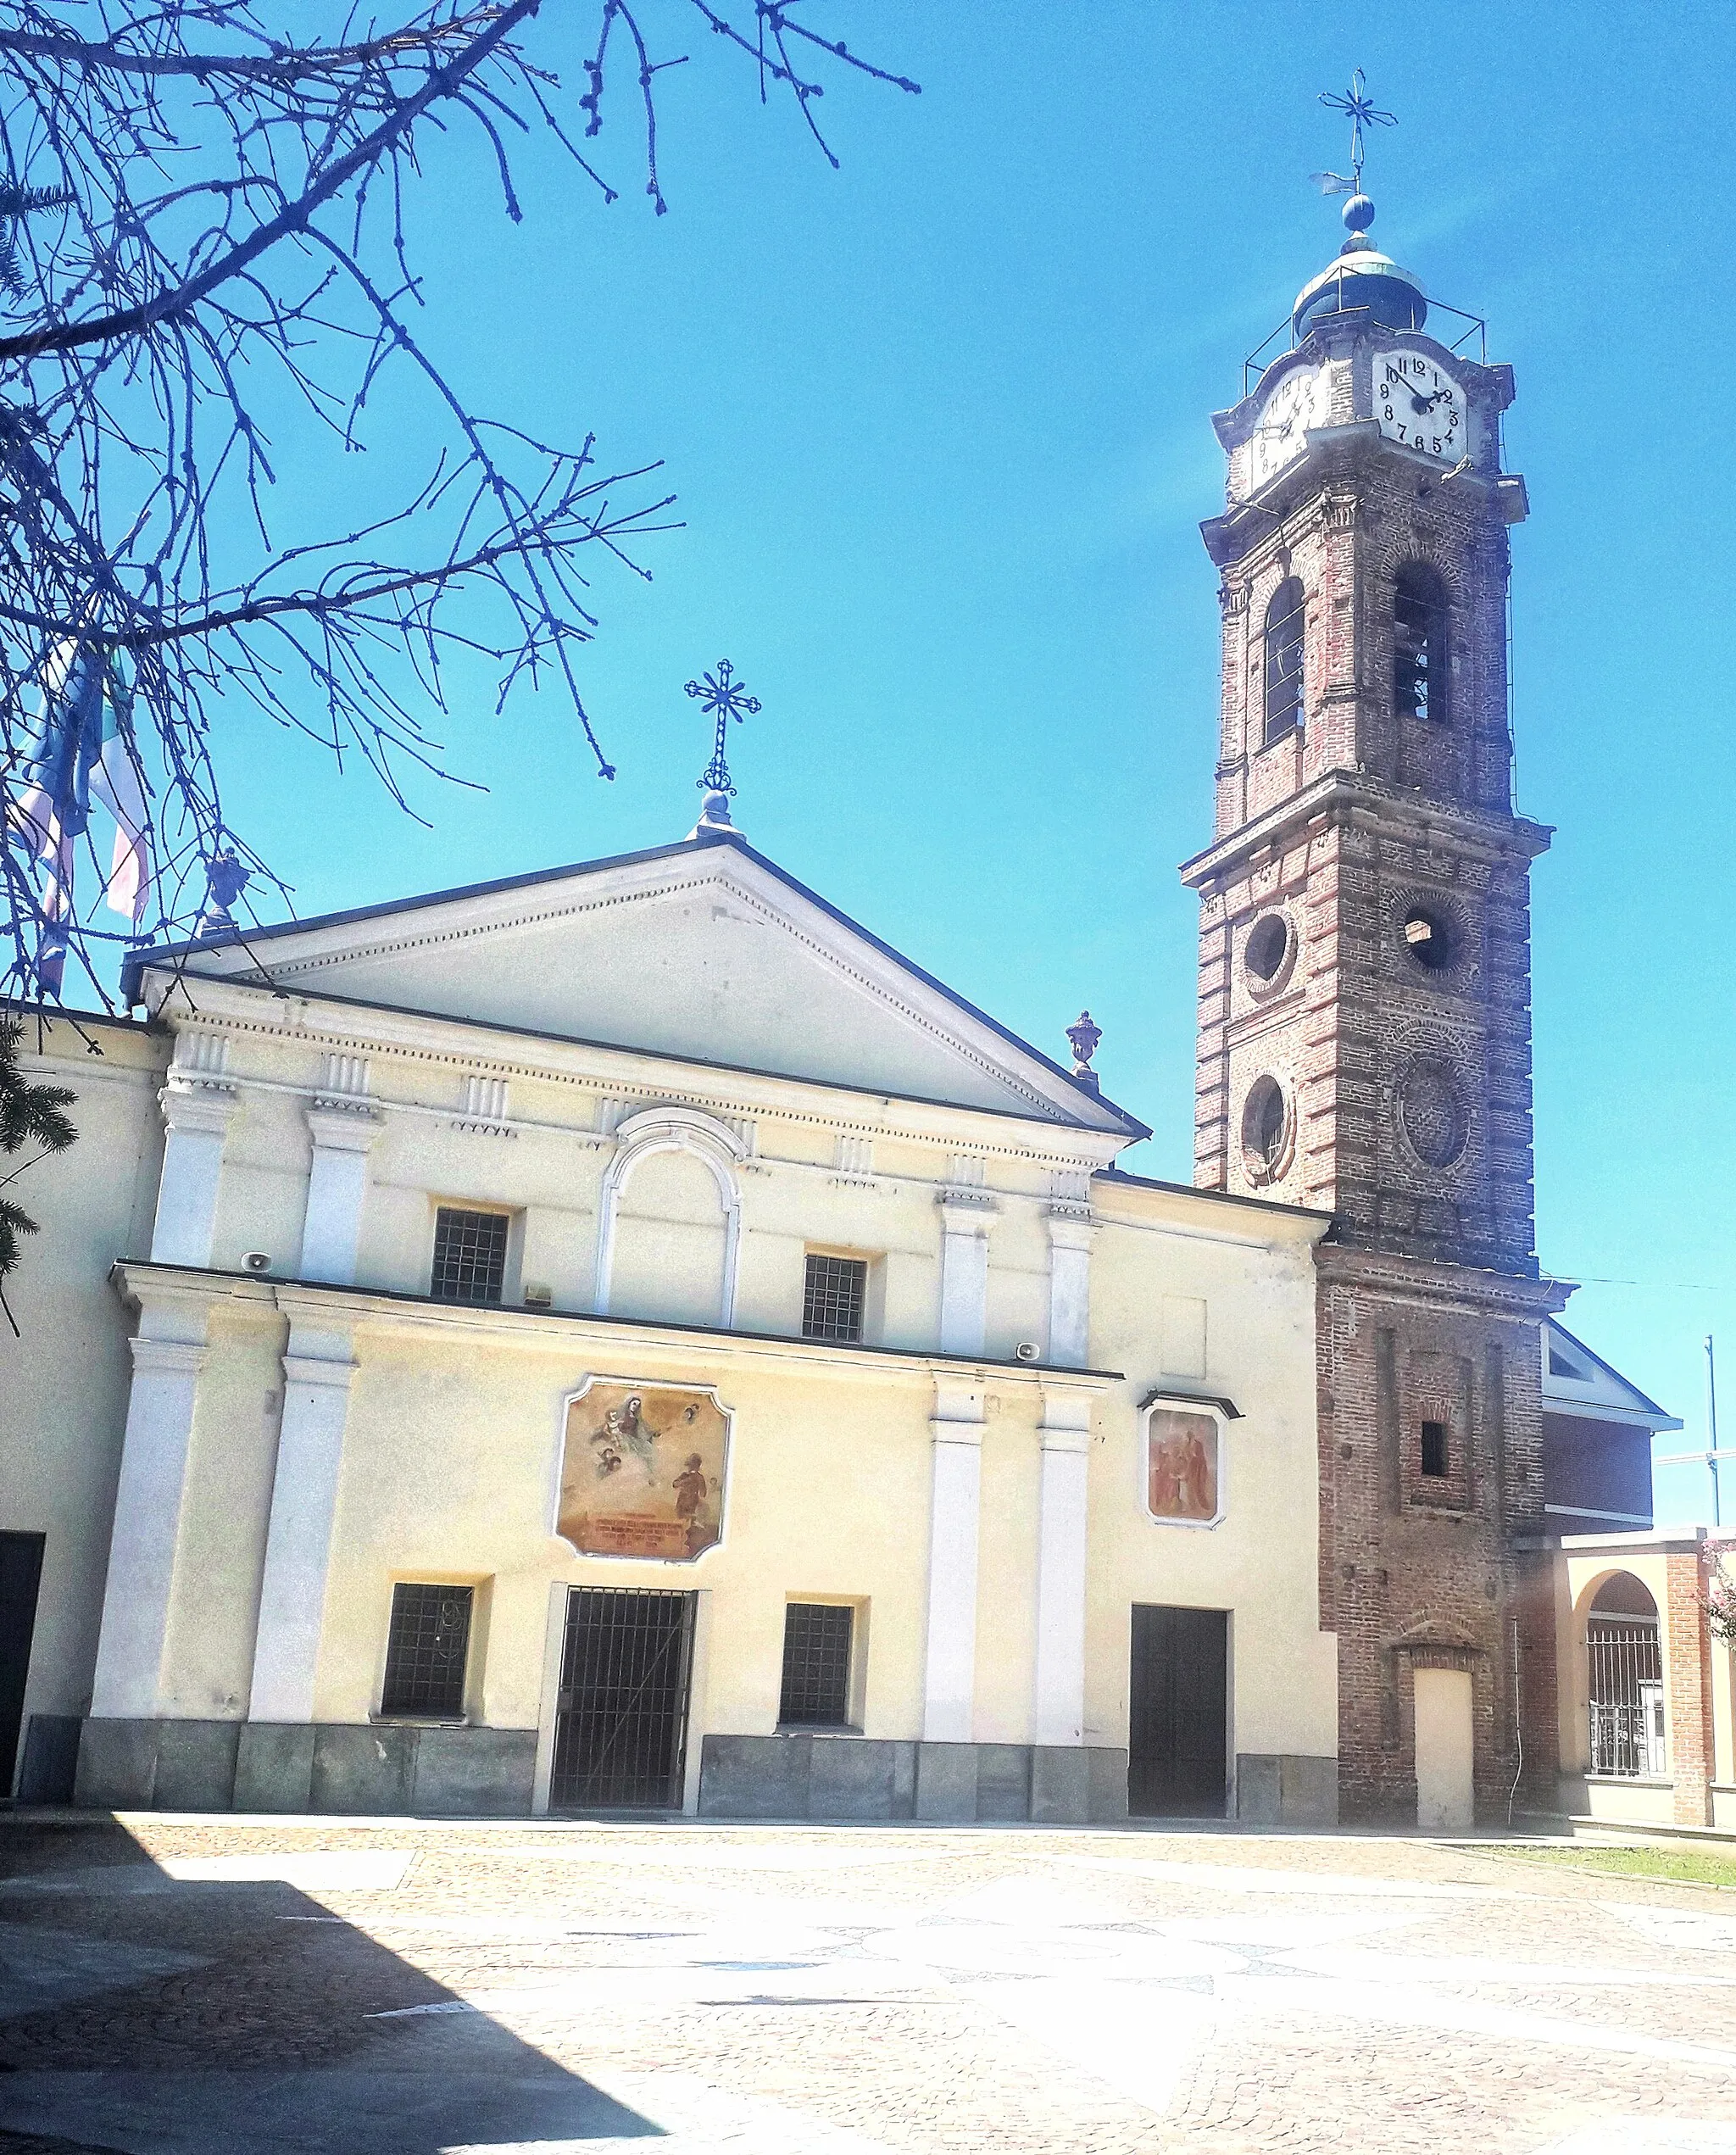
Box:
[150,1078,238,1267]
[248,1329,359,1723]
[89,1330,210,1718]
[1032,1384,1093,1746]
[937,1193,994,1358]
[921,1374,985,1742]
[299,1103,384,1285]
[1045,1209,1095,1368]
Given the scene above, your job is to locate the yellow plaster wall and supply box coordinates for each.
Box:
[1083,1185,1338,1765]
[0,1012,167,1756]
[310,1328,939,1740]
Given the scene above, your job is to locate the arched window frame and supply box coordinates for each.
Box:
[1261,576,1306,744]
[593,1106,745,1326]
[1394,563,1451,726]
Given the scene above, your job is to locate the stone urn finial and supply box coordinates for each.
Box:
[1066,1010,1102,1090]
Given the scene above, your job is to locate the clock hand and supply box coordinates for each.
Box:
[1382,367,1448,415]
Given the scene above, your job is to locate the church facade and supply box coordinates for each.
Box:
[2,181,1713,1833]
[4,823,1338,1824]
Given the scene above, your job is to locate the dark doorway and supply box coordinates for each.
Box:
[550,1586,696,1811]
[1128,1603,1228,1818]
[1,1531,47,1797]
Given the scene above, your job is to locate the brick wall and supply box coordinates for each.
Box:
[1316,1245,1566,1821]
[1185,329,1571,1824]
[1664,1549,1716,1827]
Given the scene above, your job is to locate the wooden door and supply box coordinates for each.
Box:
[1128,1603,1228,1818]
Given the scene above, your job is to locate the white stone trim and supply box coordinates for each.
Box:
[139,973,1134,1173]
[921,1375,985,1741]
[248,1334,358,1723]
[149,1079,239,1267]
[89,1334,210,1718]
[298,1103,383,1287]
[1033,1384,1093,1746]
[937,1196,994,1358]
[1045,1211,1095,1368]
[593,1107,744,1326]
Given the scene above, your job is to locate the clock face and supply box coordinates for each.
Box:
[1244,363,1330,494]
[1374,350,1465,460]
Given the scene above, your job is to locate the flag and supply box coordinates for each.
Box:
[8,643,153,966]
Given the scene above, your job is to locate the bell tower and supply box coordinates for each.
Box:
[1181,92,1570,1824]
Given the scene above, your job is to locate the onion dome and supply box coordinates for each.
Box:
[1293,193,1427,337]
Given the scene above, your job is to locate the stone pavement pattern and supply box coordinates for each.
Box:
[1,1818,1735,2153]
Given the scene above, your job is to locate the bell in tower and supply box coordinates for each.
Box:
[1179,76,1571,1829]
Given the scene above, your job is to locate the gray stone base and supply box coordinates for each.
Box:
[16,1714,83,1804]
[698,1736,1130,1824]
[75,1719,537,1816]
[1234,1753,1339,1829]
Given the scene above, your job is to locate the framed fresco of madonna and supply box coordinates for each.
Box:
[555,1378,732,1562]
[1141,1400,1225,1529]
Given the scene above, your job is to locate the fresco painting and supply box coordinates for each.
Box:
[558,1381,728,1560]
[1146,1406,1220,1524]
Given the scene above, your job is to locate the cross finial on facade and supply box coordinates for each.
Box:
[685,660,761,799]
[1316,68,1395,195]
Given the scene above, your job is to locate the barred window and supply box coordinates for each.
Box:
[1263,576,1306,743]
[779,1602,854,1727]
[431,1206,509,1304]
[381,1584,473,1718]
[802,1253,867,1343]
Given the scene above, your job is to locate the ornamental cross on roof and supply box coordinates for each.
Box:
[1316,68,1395,196]
[686,659,760,798]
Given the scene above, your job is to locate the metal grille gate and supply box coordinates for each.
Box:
[550,1587,696,1810]
[1587,1615,1664,1778]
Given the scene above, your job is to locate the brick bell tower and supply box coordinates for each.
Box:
[1179,138,1570,1824]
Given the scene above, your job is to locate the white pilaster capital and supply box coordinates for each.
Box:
[305,1102,384,1151]
[938,1194,996,1236]
[282,1353,358,1391]
[1039,1381,1095,1448]
[1046,1210,1096,1251]
[129,1335,210,1378]
[159,1078,239,1135]
[932,1373,987,1442]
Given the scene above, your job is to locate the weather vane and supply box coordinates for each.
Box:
[1314,69,1395,198]
[685,659,760,798]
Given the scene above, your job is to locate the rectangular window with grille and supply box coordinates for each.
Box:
[802,1253,867,1343]
[380,1583,473,1718]
[778,1601,855,1727]
[431,1206,509,1304]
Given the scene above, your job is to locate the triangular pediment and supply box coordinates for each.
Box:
[132,830,1141,1134]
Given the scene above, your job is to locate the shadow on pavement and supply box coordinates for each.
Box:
[0,1816,659,2153]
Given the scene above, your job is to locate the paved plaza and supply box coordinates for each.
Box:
[1,1817,1735,2154]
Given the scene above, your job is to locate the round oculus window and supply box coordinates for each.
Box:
[1400,904,1456,972]
[1244,913,1290,988]
[1241,1075,1292,1185]
[1398,1056,1466,1169]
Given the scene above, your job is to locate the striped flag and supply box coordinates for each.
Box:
[8,643,153,987]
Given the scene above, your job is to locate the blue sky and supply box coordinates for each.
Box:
[191,3,1734,1518]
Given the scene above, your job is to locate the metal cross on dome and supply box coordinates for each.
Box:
[685,659,761,798]
[1317,68,1396,194]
